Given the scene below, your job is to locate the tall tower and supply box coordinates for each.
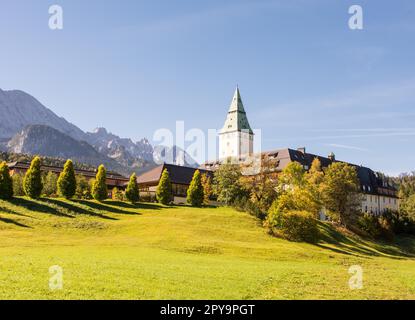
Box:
[219,87,254,159]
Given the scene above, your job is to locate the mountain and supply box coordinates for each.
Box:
[86,127,153,161]
[153,145,198,168]
[0,88,86,141]
[0,88,198,174]
[85,128,198,170]
[7,125,125,173]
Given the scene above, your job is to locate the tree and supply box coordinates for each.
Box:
[305,157,325,211]
[240,154,278,212]
[57,159,77,199]
[265,161,321,231]
[397,172,415,199]
[156,169,172,205]
[321,162,361,226]
[213,162,245,205]
[92,165,108,201]
[42,171,58,197]
[125,173,139,203]
[187,170,204,207]
[23,156,43,199]
[0,161,13,199]
[401,194,415,221]
[277,161,306,190]
[201,173,212,205]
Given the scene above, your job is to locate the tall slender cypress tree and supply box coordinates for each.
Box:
[0,161,13,200]
[23,156,43,199]
[125,173,139,203]
[57,159,77,199]
[92,164,108,201]
[156,169,172,205]
[187,170,204,207]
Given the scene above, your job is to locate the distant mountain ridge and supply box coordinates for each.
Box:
[0,88,86,141]
[7,125,126,173]
[0,88,198,174]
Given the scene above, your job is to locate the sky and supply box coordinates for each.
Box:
[0,0,414,175]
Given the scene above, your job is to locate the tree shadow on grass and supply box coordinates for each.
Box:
[10,198,74,218]
[0,202,34,219]
[105,200,162,211]
[316,221,415,259]
[41,198,117,220]
[74,200,140,216]
[0,216,31,228]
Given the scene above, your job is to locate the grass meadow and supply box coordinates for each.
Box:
[1,197,415,299]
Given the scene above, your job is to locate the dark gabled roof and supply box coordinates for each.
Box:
[7,161,128,181]
[264,148,398,197]
[202,148,398,198]
[137,163,213,186]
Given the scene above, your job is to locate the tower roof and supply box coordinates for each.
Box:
[221,86,253,134]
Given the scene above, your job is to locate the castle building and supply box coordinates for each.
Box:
[203,87,399,215]
[219,87,254,159]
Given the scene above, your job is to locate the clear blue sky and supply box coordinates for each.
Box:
[0,0,414,175]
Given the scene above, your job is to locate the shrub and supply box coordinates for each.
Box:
[57,160,77,199]
[140,191,156,203]
[278,211,319,243]
[23,156,43,199]
[0,161,13,199]
[358,212,395,241]
[112,187,124,201]
[266,203,319,243]
[12,173,24,196]
[92,165,108,201]
[232,196,248,212]
[42,171,58,197]
[245,200,266,220]
[75,175,90,199]
[125,173,139,203]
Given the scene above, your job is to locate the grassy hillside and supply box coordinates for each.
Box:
[0,197,415,299]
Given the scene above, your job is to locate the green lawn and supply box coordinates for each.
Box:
[0,197,415,300]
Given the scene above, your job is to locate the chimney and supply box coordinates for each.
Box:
[297,147,306,154]
[328,152,335,161]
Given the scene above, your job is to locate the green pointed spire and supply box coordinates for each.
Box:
[221,86,253,134]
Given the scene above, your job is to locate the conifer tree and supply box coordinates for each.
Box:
[125,173,139,203]
[187,170,204,207]
[57,159,77,199]
[23,156,43,199]
[0,161,13,200]
[156,169,172,205]
[92,165,108,201]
